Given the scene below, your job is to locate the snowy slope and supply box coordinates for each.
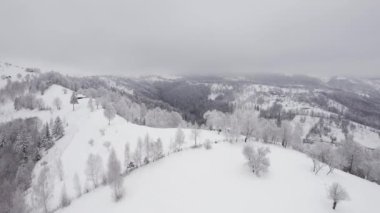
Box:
[0,62,39,89]
[57,142,380,213]
[26,84,224,210]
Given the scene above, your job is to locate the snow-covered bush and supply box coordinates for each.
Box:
[243,145,271,176]
[328,182,349,210]
[204,139,213,150]
[73,173,82,198]
[60,184,71,208]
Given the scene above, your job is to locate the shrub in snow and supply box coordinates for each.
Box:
[243,145,271,176]
[107,149,124,201]
[60,184,71,208]
[103,141,111,150]
[73,173,82,198]
[99,128,106,136]
[328,182,349,210]
[88,139,94,146]
[204,139,213,150]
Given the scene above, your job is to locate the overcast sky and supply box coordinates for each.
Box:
[0,0,379,77]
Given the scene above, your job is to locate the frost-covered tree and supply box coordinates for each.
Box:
[289,122,303,151]
[52,117,65,139]
[338,136,363,175]
[56,159,64,181]
[40,123,53,149]
[280,121,293,148]
[104,103,116,125]
[132,138,143,167]
[328,182,349,210]
[243,145,271,176]
[107,149,124,201]
[238,110,258,142]
[191,123,201,147]
[85,154,104,188]
[70,92,78,111]
[152,138,164,161]
[87,98,94,112]
[60,184,71,208]
[73,173,82,198]
[53,97,62,110]
[33,166,53,213]
[203,110,226,131]
[124,143,131,173]
[174,127,185,151]
[308,143,330,175]
[143,134,152,163]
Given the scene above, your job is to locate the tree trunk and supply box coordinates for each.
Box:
[332,201,337,210]
[244,136,248,143]
[72,104,75,111]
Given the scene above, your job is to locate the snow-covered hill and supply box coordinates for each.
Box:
[57,142,380,213]
[23,84,223,211]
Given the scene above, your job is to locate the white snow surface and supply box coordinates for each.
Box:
[57,142,380,213]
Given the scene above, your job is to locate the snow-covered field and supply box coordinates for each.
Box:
[57,142,380,213]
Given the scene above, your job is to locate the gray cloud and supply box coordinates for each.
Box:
[0,0,379,77]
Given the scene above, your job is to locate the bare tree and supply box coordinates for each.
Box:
[70,92,78,111]
[53,97,62,110]
[328,182,349,210]
[107,149,124,201]
[33,166,53,213]
[191,123,201,147]
[85,154,104,188]
[104,103,116,125]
